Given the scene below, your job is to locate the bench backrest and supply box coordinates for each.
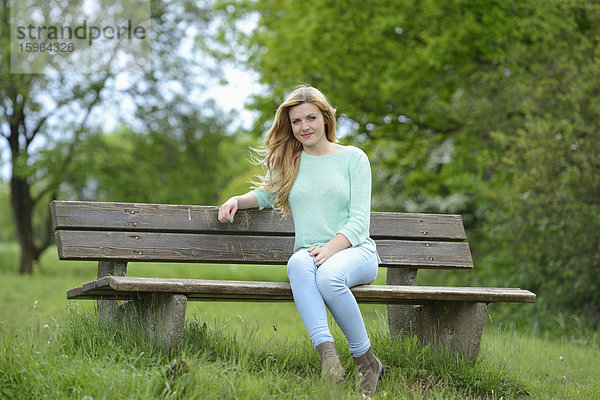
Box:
[50,201,473,270]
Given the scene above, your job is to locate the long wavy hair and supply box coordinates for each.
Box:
[252,85,338,215]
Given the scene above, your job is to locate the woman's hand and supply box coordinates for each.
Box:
[307,234,352,266]
[218,197,238,223]
[308,245,336,266]
[217,193,260,224]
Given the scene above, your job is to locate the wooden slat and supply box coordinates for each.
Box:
[370,211,466,241]
[67,276,536,304]
[51,201,294,236]
[55,230,473,269]
[377,240,472,269]
[56,230,293,264]
[50,201,466,241]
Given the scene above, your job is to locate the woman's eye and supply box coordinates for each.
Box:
[308,115,316,120]
[292,119,300,124]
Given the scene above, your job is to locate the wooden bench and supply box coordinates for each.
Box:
[50,200,535,357]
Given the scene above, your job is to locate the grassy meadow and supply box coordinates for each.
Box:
[1,242,598,399]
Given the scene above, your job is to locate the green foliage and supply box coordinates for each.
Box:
[472,1,600,325]
[59,119,253,206]
[482,120,600,325]
[216,0,600,327]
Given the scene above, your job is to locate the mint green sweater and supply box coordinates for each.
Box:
[251,146,377,256]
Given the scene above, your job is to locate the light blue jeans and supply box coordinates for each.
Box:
[286,246,379,357]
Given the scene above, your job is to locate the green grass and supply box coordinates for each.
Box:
[1,243,599,399]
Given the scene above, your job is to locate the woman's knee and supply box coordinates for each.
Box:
[315,267,345,299]
[287,250,316,280]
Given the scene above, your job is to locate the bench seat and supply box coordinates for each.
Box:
[68,276,536,304]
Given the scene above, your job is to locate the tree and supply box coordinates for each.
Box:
[1,0,110,273]
[216,0,600,324]
[1,0,229,273]
[0,183,15,242]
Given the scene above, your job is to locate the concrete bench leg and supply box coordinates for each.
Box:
[386,268,487,358]
[96,261,128,322]
[389,301,487,359]
[386,267,418,346]
[133,293,188,351]
[95,261,186,350]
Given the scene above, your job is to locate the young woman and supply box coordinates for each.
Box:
[217,85,383,395]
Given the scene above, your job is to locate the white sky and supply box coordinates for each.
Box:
[202,66,262,130]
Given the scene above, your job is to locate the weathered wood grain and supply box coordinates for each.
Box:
[67,276,536,304]
[50,201,466,241]
[54,230,473,269]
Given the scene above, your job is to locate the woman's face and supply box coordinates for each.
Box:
[288,102,327,151]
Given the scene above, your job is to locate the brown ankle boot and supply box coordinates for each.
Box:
[315,341,345,379]
[353,348,383,396]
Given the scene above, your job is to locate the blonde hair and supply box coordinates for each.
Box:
[252,85,338,215]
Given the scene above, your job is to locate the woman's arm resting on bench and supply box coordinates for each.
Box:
[218,192,259,223]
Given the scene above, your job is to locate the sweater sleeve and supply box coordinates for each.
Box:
[337,150,372,247]
[250,189,276,210]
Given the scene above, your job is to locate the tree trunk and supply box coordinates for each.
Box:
[11,173,36,274]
